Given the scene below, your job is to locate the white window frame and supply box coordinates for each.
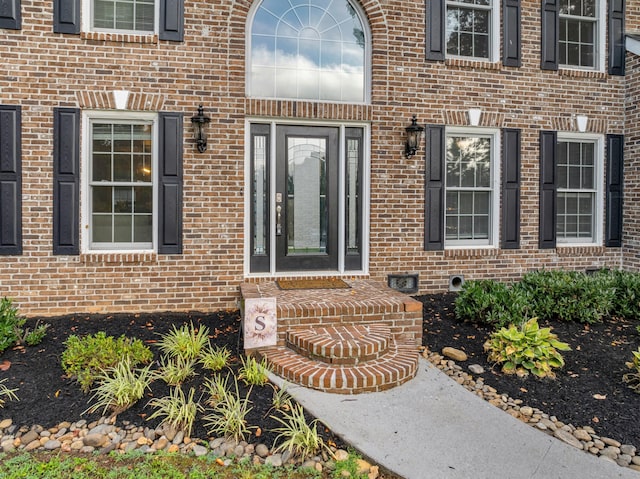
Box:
[556,132,604,246]
[81,0,159,35]
[558,0,605,72]
[445,0,500,63]
[444,127,500,249]
[243,118,371,277]
[245,0,372,104]
[81,110,158,253]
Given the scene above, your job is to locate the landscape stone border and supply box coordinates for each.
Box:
[424,348,640,473]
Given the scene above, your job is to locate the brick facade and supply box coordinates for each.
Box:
[1,0,640,316]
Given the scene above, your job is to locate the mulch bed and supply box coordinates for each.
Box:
[2,294,640,454]
[0,310,339,449]
[416,293,640,448]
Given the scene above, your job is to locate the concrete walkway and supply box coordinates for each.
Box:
[270,358,638,479]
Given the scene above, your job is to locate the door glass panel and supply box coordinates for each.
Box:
[286,137,327,254]
[346,138,360,254]
[253,135,268,255]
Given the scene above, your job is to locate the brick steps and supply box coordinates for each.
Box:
[259,325,419,394]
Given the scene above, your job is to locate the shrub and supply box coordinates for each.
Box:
[19,320,50,347]
[0,378,18,407]
[203,377,254,442]
[623,348,640,393]
[605,270,640,320]
[86,358,155,416]
[199,344,231,372]
[271,400,327,461]
[238,355,270,386]
[62,332,153,393]
[483,317,571,378]
[147,387,199,438]
[454,280,532,328]
[0,297,25,353]
[519,270,614,324]
[157,322,209,361]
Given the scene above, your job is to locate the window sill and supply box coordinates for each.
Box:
[555,245,606,256]
[444,247,498,258]
[81,31,158,44]
[80,252,157,264]
[557,68,607,80]
[445,58,501,71]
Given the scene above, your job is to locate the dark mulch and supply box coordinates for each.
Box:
[417,293,640,448]
[0,310,340,449]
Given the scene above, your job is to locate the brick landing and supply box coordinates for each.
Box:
[240,279,423,394]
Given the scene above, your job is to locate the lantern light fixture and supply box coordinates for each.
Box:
[405,115,425,158]
[190,105,211,153]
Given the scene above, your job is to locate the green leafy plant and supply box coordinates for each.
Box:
[62,332,153,393]
[157,322,209,361]
[271,382,291,411]
[0,378,18,407]
[238,355,270,386]
[18,320,50,347]
[86,358,155,416]
[623,348,640,393]
[199,343,231,371]
[147,386,199,438]
[454,280,532,328]
[270,400,327,461]
[484,317,571,378]
[332,449,369,479]
[157,355,197,386]
[0,297,25,353]
[203,377,254,442]
[605,269,640,320]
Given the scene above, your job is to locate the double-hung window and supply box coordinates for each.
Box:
[559,0,598,68]
[91,0,155,33]
[556,135,602,243]
[86,114,156,251]
[445,0,494,60]
[445,129,499,246]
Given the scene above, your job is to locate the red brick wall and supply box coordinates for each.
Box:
[1,0,637,316]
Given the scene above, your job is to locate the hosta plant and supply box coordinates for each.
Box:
[86,358,155,416]
[270,400,328,461]
[0,378,18,408]
[484,318,571,378]
[147,386,199,438]
[157,322,209,361]
[623,348,640,393]
[238,355,270,386]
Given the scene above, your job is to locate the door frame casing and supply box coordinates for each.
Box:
[244,118,370,277]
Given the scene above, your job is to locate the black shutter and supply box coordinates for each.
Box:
[541,0,559,70]
[159,0,184,42]
[53,108,80,255]
[539,131,557,249]
[426,0,445,61]
[0,0,21,30]
[53,0,80,34]
[608,0,625,76]
[425,125,445,250]
[501,128,520,249]
[158,112,183,254]
[606,134,624,246]
[0,106,21,255]
[503,0,521,67]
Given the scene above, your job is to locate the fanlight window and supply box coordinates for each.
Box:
[249,0,367,102]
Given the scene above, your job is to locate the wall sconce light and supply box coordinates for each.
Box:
[468,108,482,126]
[576,115,588,133]
[190,105,211,153]
[405,115,425,158]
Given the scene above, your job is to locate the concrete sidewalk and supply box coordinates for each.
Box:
[270,358,638,479]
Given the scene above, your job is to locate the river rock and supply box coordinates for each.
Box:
[554,429,583,450]
[442,347,468,362]
[83,433,108,448]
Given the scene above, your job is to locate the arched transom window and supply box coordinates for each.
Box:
[248,0,368,103]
